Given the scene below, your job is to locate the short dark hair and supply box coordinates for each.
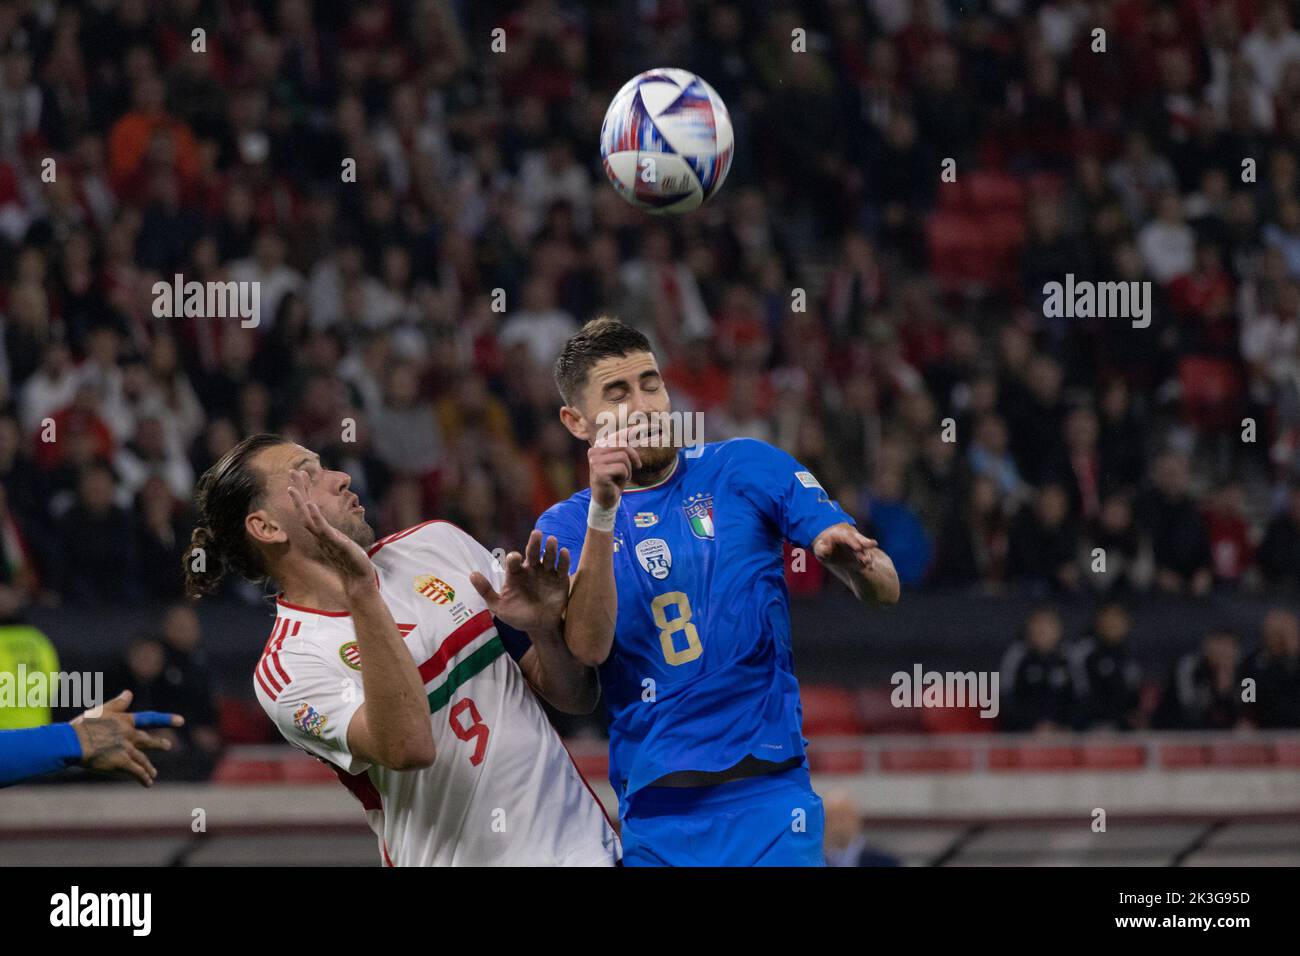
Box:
[553,316,652,405]
[184,433,287,598]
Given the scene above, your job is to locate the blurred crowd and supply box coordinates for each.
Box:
[1,0,1300,623]
[999,602,1300,730]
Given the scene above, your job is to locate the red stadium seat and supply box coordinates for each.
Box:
[217,696,277,745]
[966,171,1025,216]
[801,685,867,737]
[856,685,925,734]
[1206,742,1274,767]
[1080,743,1147,770]
[281,756,338,783]
[807,748,868,774]
[1178,357,1242,431]
[211,756,284,784]
[879,747,975,772]
[919,705,996,735]
[989,745,1080,770]
[568,751,609,782]
[1159,743,1208,768]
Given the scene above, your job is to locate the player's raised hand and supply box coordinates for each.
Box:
[470,531,572,633]
[812,522,879,571]
[287,468,375,590]
[589,424,645,508]
[71,690,185,787]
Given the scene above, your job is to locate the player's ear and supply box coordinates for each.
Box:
[245,509,288,547]
[558,404,592,443]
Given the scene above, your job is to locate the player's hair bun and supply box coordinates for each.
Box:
[182,525,225,598]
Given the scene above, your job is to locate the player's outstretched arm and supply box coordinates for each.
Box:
[288,471,435,771]
[813,522,901,607]
[558,431,640,667]
[0,690,183,788]
[471,532,599,714]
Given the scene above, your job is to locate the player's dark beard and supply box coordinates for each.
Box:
[335,511,376,549]
[631,441,678,486]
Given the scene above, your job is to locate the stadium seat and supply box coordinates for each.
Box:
[1158,743,1209,768]
[856,685,925,734]
[801,684,867,736]
[1206,742,1274,768]
[879,747,975,772]
[217,696,277,745]
[280,756,338,783]
[807,748,868,774]
[989,745,1080,770]
[919,705,995,735]
[1079,743,1147,770]
[1178,357,1242,431]
[568,751,609,783]
[966,171,1025,216]
[211,756,284,784]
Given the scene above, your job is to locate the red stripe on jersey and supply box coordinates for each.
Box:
[267,619,294,685]
[417,609,495,684]
[331,762,383,812]
[382,841,395,867]
[369,520,444,556]
[366,518,478,559]
[558,734,619,834]
[256,620,286,699]
[260,656,283,694]
[275,595,350,617]
[261,618,286,656]
[254,664,276,699]
[256,618,299,699]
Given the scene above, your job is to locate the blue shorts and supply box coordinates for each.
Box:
[619,764,826,867]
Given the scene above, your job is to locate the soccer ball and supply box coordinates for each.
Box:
[599,68,734,215]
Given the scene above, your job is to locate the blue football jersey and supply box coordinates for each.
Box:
[534,438,855,807]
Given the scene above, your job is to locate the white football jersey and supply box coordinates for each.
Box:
[253,520,620,866]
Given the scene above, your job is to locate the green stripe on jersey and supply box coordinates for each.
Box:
[426,637,505,714]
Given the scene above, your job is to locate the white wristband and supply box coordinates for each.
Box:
[588,498,618,533]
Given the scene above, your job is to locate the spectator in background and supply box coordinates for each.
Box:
[115,414,195,502]
[370,363,442,480]
[1087,491,1145,594]
[1138,191,1197,286]
[933,475,1010,592]
[498,274,579,368]
[1259,483,1300,592]
[1138,451,1213,595]
[1070,603,1143,730]
[999,607,1076,732]
[823,789,900,867]
[1241,609,1300,728]
[863,462,932,587]
[158,604,222,764]
[1154,627,1245,729]
[54,461,141,605]
[1242,0,1300,97]
[1009,483,1082,595]
[18,343,79,439]
[1203,481,1253,589]
[106,73,200,200]
[135,475,190,600]
[967,413,1025,503]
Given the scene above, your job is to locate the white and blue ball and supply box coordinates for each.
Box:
[599,68,734,215]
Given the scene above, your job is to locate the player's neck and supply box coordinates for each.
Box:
[626,454,678,491]
[276,555,358,614]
